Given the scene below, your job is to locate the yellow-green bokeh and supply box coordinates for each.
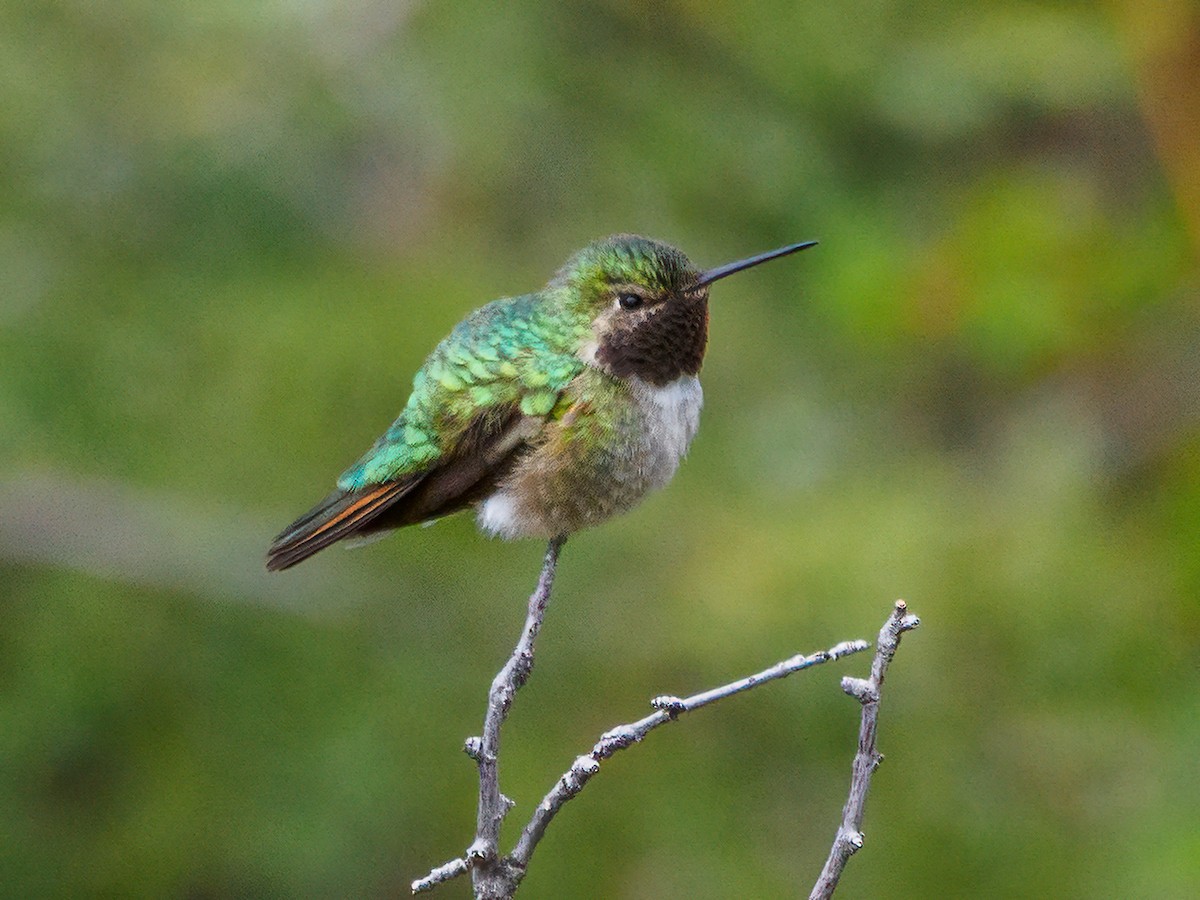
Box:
[2,1,1197,897]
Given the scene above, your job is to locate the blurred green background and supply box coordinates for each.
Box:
[2,1,1198,897]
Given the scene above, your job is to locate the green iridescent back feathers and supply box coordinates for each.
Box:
[338,293,585,491]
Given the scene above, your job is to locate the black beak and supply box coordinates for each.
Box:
[695,240,818,287]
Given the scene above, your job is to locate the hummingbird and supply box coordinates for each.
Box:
[266,234,815,571]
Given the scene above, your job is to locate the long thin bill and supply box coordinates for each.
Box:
[695,240,818,287]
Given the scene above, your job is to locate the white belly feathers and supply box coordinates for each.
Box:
[628,374,703,490]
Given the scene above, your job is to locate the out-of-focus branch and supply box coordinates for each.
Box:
[0,473,392,615]
[809,600,921,900]
[1111,1,1200,257]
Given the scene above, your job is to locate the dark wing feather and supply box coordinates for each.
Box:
[266,478,421,571]
[266,404,538,571]
[359,403,540,532]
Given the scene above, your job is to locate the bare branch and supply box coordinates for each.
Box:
[411,547,914,900]
[469,536,565,897]
[809,600,921,900]
[412,537,566,898]
[509,638,871,871]
[411,857,468,894]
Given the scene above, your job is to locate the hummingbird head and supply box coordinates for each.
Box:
[552,234,705,387]
[553,234,816,387]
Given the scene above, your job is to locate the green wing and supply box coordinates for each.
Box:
[266,293,583,570]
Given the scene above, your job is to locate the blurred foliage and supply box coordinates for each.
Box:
[2,0,1198,897]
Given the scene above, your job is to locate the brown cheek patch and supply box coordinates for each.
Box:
[597,299,708,386]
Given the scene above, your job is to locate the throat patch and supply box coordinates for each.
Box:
[597,299,708,386]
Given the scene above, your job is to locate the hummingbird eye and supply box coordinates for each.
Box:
[617,292,644,311]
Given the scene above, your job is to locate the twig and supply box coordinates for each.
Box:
[809,600,921,900]
[464,536,565,899]
[509,638,871,871]
[408,542,917,900]
[411,537,567,898]
[410,857,468,894]
[412,604,872,897]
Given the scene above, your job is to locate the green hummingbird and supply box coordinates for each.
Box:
[266,234,815,571]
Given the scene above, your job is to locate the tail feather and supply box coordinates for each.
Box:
[266,479,416,571]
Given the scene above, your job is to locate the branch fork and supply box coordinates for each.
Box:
[412,542,920,900]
